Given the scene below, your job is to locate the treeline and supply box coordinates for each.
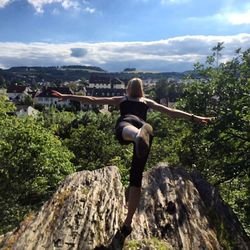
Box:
[0,48,249,236]
[0,66,186,87]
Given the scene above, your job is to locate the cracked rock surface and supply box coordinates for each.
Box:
[0,164,249,250]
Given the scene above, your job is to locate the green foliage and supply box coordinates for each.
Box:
[65,124,114,169]
[176,48,250,234]
[0,115,75,234]
[0,75,7,88]
[155,79,183,102]
[37,107,76,138]
[62,111,133,185]
[21,95,34,106]
[220,176,250,235]
[177,49,250,178]
[146,112,188,168]
[61,111,185,186]
[0,95,16,115]
[212,42,225,67]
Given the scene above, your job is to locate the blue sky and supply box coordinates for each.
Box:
[0,0,250,71]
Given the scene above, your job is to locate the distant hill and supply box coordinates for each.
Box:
[0,66,106,84]
[7,65,106,73]
[118,71,185,79]
[0,65,188,85]
[59,65,106,72]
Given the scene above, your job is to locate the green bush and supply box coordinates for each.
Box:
[0,114,75,233]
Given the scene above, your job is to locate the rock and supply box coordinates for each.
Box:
[131,164,250,250]
[0,164,249,250]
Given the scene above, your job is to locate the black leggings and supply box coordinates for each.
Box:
[115,115,153,187]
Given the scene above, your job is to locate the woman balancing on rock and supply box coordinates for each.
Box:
[52,78,213,238]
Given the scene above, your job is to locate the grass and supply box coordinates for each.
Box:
[124,237,170,250]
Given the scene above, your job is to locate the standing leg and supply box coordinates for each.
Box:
[123,186,141,226]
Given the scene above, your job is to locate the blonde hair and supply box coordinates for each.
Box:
[127,78,144,97]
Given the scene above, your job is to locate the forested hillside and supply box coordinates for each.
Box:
[0,66,185,87]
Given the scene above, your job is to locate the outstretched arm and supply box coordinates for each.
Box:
[146,99,214,124]
[52,91,123,106]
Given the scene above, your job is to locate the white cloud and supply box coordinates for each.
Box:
[0,34,249,72]
[0,0,83,12]
[26,0,80,13]
[83,7,95,13]
[61,0,79,9]
[51,7,60,15]
[0,0,11,8]
[189,6,250,26]
[226,9,250,25]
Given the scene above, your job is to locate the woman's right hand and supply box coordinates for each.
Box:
[51,90,67,101]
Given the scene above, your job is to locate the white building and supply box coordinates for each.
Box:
[88,75,126,89]
[7,85,31,103]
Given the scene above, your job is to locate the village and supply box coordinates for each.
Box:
[0,72,183,117]
[0,74,160,116]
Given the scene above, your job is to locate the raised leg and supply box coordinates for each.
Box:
[121,125,139,142]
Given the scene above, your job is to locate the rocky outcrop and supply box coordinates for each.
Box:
[0,164,249,250]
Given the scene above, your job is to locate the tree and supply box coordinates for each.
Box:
[79,77,88,87]
[0,114,75,233]
[155,79,183,103]
[37,107,77,138]
[0,75,6,88]
[22,95,34,106]
[212,42,224,68]
[0,95,16,114]
[63,112,130,170]
[175,47,250,234]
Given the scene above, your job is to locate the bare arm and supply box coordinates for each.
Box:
[52,91,123,106]
[146,98,214,124]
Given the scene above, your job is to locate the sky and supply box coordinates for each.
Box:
[0,0,250,72]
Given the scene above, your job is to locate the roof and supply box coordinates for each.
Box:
[7,85,27,93]
[36,87,73,98]
[111,78,124,85]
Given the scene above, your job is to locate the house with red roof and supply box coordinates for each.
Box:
[34,87,74,108]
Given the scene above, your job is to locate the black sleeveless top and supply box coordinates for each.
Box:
[119,96,148,121]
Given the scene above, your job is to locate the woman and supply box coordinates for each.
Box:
[52,78,213,238]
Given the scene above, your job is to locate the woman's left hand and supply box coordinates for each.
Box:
[192,115,216,124]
